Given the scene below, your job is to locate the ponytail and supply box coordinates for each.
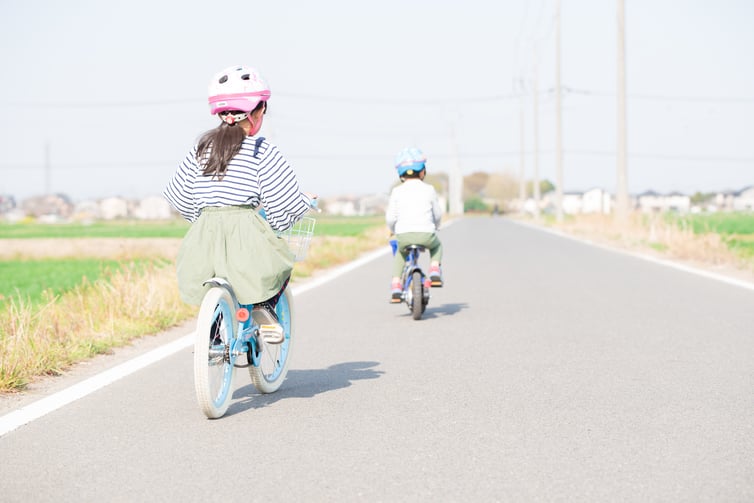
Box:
[196,101,266,180]
[196,122,246,180]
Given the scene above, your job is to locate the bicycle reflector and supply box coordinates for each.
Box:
[237,308,250,322]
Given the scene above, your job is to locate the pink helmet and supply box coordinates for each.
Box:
[208,66,271,115]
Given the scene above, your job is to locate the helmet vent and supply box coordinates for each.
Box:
[241,73,250,80]
[219,75,228,84]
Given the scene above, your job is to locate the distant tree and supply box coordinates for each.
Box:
[690,191,714,204]
[526,179,555,197]
[463,172,490,199]
[484,173,519,203]
[423,172,448,196]
[464,196,489,212]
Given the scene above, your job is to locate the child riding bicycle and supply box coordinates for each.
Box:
[163,65,316,333]
[386,147,444,302]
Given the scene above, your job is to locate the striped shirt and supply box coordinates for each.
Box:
[163,136,310,231]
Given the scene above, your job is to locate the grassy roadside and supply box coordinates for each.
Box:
[532,212,754,278]
[0,216,388,393]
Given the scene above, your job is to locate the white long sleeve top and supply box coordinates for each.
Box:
[386,179,443,234]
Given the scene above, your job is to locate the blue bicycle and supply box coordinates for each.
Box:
[391,241,431,320]
[193,214,315,419]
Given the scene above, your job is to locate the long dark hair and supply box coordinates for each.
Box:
[196,101,266,180]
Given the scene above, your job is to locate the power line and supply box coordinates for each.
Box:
[0,91,526,110]
[564,150,754,163]
[3,149,750,170]
[563,87,754,103]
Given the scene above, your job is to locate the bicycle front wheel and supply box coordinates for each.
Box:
[249,287,295,393]
[194,287,237,419]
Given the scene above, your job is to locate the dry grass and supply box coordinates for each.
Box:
[545,213,754,278]
[0,263,195,392]
[293,226,389,279]
[0,228,388,393]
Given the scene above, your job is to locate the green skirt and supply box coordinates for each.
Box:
[175,206,295,305]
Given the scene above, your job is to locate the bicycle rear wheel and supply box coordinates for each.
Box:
[194,287,236,419]
[249,287,295,393]
[411,271,424,320]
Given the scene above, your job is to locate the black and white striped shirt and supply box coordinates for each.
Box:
[163,137,310,231]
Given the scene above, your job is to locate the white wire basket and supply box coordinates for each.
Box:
[277,216,316,262]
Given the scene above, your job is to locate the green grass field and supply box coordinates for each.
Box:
[0,258,158,309]
[0,216,384,307]
[311,215,384,236]
[671,212,754,258]
[0,215,384,239]
[0,220,190,239]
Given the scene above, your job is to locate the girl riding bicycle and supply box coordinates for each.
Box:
[163,65,315,330]
[386,147,444,301]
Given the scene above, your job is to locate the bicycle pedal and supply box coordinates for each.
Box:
[430,281,443,287]
[390,298,402,304]
[259,324,284,344]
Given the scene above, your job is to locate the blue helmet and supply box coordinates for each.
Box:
[394,147,427,177]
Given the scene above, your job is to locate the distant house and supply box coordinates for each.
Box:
[72,199,101,221]
[712,186,753,211]
[582,188,612,214]
[21,193,74,220]
[558,188,611,215]
[133,196,173,220]
[0,194,16,213]
[637,190,690,213]
[733,186,754,211]
[637,190,663,213]
[322,193,388,216]
[561,192,583,215]
[665,192,691,213]
[99,196,129,220]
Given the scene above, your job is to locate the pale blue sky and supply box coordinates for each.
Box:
[1,0,752,201]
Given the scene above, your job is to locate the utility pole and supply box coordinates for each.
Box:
[449,121,464,216]
[616,0,629,220]
[519,89,526,209]
[532,48,540,219]
[554,0,564,222]
[44,141,51,195]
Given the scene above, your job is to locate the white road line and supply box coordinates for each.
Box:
[0,245,394,438]
[0,335,193,437]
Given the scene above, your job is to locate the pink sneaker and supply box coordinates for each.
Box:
[428,266,443,287]
[390,280,402,303]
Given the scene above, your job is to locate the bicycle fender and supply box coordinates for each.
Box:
[202,277,240,308]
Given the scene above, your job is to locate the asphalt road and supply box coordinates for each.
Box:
[1,217,753,502]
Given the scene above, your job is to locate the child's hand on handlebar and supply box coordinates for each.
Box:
[305,193,320,211]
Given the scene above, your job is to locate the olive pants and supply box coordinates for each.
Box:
[392,232,443,277]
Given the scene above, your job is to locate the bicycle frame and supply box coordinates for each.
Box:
[203,277,260,367]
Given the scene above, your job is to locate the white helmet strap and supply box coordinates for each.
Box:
[220,111,248,126]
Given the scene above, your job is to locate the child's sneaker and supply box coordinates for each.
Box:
[251,304,285,344]
[390,280,403,303]
[428,265,443,287]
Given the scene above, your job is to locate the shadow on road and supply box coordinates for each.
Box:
[227,360,383,415]
[405,302,469,319]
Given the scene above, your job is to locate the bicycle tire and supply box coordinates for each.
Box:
[249,287,295,393]
[194,287,237,419]
[411,271,423,320]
